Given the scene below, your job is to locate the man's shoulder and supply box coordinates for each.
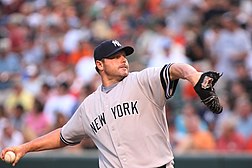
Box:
[129,67,161,74]
[82,86,101,102]
[124,67,162,83]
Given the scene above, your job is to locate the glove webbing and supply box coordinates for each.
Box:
[201,95,223,114]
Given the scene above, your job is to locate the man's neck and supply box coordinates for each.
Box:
[101,76,125,87]
[101,83,118,93]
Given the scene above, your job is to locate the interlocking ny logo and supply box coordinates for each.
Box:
[201,76,213,89]
[112,40,121,47]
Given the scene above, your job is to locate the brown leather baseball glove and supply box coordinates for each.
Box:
[194,71,223,114]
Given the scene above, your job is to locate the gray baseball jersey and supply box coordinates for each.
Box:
[60,63,178,168]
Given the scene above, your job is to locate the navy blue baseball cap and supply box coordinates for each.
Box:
[94,40,134,61]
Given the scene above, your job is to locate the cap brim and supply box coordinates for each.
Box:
[104,46,134,58]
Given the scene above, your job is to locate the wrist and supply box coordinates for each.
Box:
[185,72,202,86]
[20,142,31,154]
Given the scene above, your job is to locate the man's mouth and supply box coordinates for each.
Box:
[119,65,128,69]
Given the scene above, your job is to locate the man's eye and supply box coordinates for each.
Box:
[114,54,124,59]
[108,52,126,59]
[114,54,121,58]
[107,55,117,59]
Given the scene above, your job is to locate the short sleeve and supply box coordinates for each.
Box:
[135,63,179,108]
[160,64,179,99]
[60,104,86,145]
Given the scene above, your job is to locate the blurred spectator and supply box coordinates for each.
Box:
[23,98,51,141]
[36,82,53,104]
[0,37,21,100]
[0,38,21,77]
[0,119,24,151]
[174,114,216,154]
[22,64,44,96]
[216,116,245,152]
[21,37,45,65]
[53,111,68,129]
[200,0,230,26]
[62,5,84,54]
[75,54,97,84]
[184,21,206,63]
[213,94,233,138]
[203,20,222,64]
[163,0,203,35]
[234,97,252,141]
[234,62,252,101]
[210,11,252,80]
[245,134,252,152]
[227,81,250,110]
[70,83,96,117]
[147,38,190,67]
[0,0,24,14]
[44,81,77,125]
[145,18,176,66]
[4,81,34,115]
[24,2,45,28]
[10,103,25,132]
[174,102,208,136]
[68,40,94,65]
[0,104,8,134]
[246,50,252,79]
[134,21,155,66]
[6,13,28,53]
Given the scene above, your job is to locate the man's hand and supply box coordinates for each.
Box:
[1,145,27,166]
[194,71,223,114]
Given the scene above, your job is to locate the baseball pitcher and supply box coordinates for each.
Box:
[1,40,222,168]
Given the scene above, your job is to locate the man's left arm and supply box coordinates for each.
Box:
[169,63,202,86]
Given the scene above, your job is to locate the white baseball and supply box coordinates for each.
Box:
[4,151,16,163]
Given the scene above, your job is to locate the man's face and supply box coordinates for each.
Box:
[97,51,129,81]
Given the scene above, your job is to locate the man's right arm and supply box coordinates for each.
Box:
[1,128,67,166]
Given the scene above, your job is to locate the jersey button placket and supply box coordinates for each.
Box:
[104,97,125,166]
[121,154,128,167]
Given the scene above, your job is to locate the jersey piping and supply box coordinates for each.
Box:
[60,131,80,145]
[160,64,179,99]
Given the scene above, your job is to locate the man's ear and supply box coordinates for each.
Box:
[96,60,103,71]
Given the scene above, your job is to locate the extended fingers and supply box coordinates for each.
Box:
[12,154,20,167]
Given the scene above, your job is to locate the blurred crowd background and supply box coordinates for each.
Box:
[1,0,252,155]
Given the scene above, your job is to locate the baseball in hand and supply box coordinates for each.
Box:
[4,151,16,163]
